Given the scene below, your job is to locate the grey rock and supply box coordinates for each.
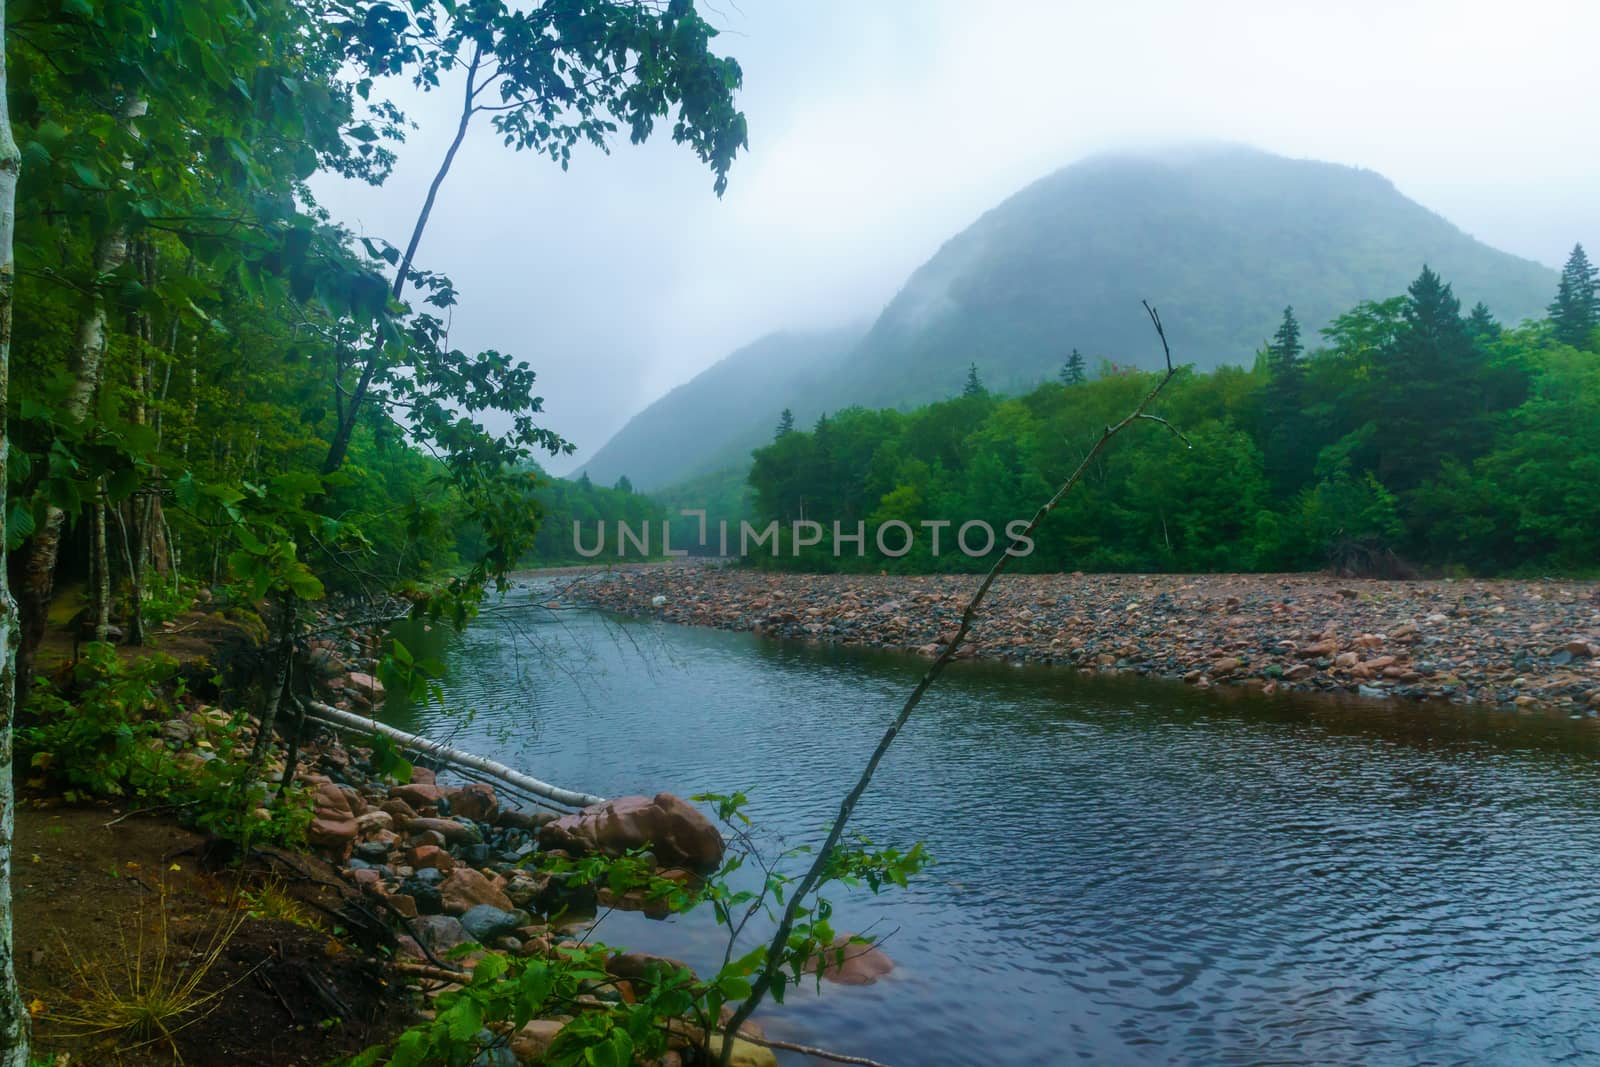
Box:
[412,914,469,954]
[459,904,521,944]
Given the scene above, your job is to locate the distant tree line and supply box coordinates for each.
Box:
[746,248,1600,576]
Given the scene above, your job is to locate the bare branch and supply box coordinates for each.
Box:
[716,305,1189,1065]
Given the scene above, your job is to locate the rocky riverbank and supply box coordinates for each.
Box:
[568,567,1600,718]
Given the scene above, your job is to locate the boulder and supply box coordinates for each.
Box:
[538,793,724,873]
[391,783,447,812]
[307,779,359,860]
[440,867,514,915]
[380,797,420,823]
[448,783,499,823]
[406,844,455,873]
[405,817,482,845]
[704,1036,777,1067]
[355,810,394,834]
[802,933,894,985]
[344,671,386,704]
[459,904,522,944]
[411,914,469,955]
[511,1018,568,1064]
[495,808,558,832]
[606,952,694,984]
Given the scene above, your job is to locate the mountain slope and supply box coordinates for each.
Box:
[577,325,865,490]
[582,145,1557,492]
[843,144,1555,404]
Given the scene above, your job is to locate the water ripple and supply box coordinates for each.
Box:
[391,589,1600,1066]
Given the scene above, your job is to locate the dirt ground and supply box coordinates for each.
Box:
[14,802,416,1067]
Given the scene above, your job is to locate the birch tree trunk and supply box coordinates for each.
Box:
[0,0,34,1058]
[13,99,143,706]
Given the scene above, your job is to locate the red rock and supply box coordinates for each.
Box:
[439,867,514,915]
[801,933,894,985]
[307,779,359,860]
[405,816,481,845]
[606,952,695,983]
[391,783,447,811]
[448,783,498,823]
[539,793,724,873]
[407,844,455,873]
[380,797,419,823]
[344,671,386,702]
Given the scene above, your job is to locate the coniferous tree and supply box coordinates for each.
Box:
[1375,266,1482,491]
[614,475,634,494]
[775,408,795,439]
[962,362,986,398]
[577,471,593,490]
[1465,301,1501,341]
[1266,306,1304,396]
[1262,307,1308,493]
[1059,348,1086,385]
[1549,243,1598,348]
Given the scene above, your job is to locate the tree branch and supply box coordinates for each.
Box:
[716,302,1185,1065]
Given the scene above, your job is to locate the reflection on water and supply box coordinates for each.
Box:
[387,585,1600,1066]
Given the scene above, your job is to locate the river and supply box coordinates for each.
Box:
[384,582,1600,1066]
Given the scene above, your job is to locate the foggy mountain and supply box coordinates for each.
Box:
[577,326,866,489]
[581,145,1555,492]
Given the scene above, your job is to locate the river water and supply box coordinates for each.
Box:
[386,583,1600,1066]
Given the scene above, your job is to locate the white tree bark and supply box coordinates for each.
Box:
[304,701,605,809]
[0,0,32,1059]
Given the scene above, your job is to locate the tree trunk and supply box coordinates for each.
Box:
[13,99,143,706]
[246,598,296,786]
[92,486,110,643]
[320,46,481,477]
[0,0,33,1057]
[13,221,131,704]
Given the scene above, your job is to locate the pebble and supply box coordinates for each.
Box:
[575,567,1600,717]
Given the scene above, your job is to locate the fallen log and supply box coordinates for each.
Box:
[304,700,605,809]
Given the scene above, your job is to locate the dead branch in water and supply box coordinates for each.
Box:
[716,303,1188,1066]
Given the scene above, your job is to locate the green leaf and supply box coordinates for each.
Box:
[285,568,325,601]
[174,472,199,510]
[6,502,37,551]
[444,997,484,1042]
[715,974,751,1000]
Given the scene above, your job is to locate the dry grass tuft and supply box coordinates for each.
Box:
[44,882,252,1062]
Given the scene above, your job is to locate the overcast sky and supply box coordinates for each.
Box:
[311,0,1600,475]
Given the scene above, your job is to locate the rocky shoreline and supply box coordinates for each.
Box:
[568,566,1600,718]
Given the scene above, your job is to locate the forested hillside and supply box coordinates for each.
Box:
[590,145,1555,494]
[578,325,863,490]
[845,145,1555,406]
[746,254,1600,577]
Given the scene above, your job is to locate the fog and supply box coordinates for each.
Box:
[310,0,1600,474]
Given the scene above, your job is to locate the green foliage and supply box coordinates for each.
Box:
[1548,243,1599,347]
[745,264,1599,577]
[19,643,179,796]
[350,792,929,1067]
[18,644,312,847]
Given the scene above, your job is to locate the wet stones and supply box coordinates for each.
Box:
[572,568,1600,717]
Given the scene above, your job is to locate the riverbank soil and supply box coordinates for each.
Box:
[13,802,413,1066]
[571,568,1600,717]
